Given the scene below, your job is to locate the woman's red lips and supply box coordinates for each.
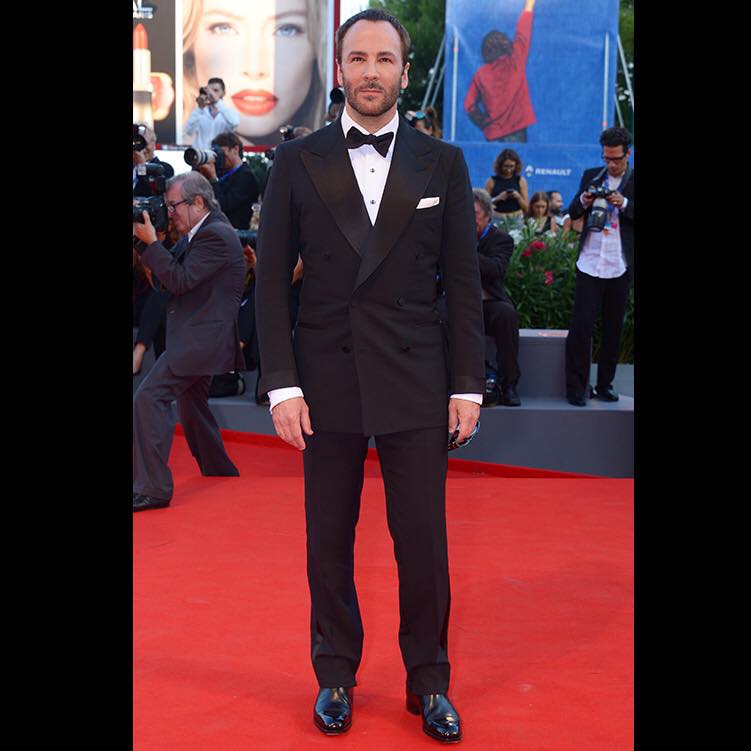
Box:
[231,90,278,116]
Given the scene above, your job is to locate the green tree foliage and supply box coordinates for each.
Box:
[369,0,446,116]
[616,0,634,136]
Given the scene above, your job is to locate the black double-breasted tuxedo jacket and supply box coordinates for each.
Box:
[568,166,635,280]
[138,209,246,376]
[255,117,485,436]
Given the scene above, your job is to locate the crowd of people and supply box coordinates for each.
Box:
[135,110,624,409]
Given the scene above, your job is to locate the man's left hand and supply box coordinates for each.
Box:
[133,211,158,246]
[198,162,218,181]
[448,397,481,445]
[607,191,625,208]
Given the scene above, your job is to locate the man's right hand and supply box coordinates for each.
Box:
[196,93,209,109]
[580,191,595,208]
[271,396,314,450]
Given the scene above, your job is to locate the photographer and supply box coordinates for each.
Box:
[133,123,174,197]
[565,126,634,406]
[473,188,521,406]
[196,131,259,230]
[183,77,240,149]
[132,171,246,511]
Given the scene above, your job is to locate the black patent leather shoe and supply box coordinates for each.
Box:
[133,493,170,512]
[591,385,619,402]
[313,687,353,735]
[406,691,462,743]
[501,384,521,406]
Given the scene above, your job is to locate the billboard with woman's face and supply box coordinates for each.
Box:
[182,0,330,146]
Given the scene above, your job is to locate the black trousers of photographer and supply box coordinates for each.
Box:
[133,354,239,501]
[483,299,521,387]
[565,268,630,399]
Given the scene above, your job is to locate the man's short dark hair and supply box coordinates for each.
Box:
[212,131,243,153]
[208,77,226,91]
[336,9,411,67]
[599,127,632,153]
[481,30,512,63]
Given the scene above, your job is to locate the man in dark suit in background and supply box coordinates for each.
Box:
[472,188,521,406]
[132,172,246,511]
[254,9,484,743]
[565,126,634,406]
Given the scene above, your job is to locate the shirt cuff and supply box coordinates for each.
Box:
[450,393,484,406]
[620,196,629,211]
[268,386,304,414]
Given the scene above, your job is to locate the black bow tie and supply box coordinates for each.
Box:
[345,127,394,158]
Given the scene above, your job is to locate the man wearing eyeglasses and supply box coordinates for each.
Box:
[131,171,246,511]
[565,126,634,407]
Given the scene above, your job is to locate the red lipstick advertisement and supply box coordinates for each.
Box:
[133,1,177,144]
[133,23,153,126]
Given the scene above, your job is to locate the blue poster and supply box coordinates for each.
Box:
[443,0,622,203]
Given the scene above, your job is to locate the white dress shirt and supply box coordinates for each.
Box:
[576,173,630,279]
[268,107,482,413]
[187,211,210,242]
[183,99,241,149]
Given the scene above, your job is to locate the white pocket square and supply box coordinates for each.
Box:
[416,196,440,209]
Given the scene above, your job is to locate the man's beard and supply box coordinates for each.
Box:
[342,76,402,119]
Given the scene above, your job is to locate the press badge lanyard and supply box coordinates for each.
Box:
[218,163,243,183]
[603,166,631,235]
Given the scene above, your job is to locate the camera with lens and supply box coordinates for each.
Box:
[587,185,613,200]
[183,145,225,172]
[133,162,168,231]
[236,229,257,248]
[133,195,168,231]
[133,123,148,151]
[264,124,296,162]
[586,184,614,233]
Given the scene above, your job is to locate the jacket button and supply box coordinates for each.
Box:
[401,344,411,352]
[323,252,332,259]
[396,297,405,307]
[341,345,351,353]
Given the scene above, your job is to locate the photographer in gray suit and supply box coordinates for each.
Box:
[132,171,246,511]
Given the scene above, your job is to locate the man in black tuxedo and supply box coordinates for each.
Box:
[132,171,246,511]
[472,188,521,406]
[565,127,634,406]
[254,9,484,743]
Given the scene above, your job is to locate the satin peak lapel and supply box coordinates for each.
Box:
[353,121,439,292]
[299,124,372,258]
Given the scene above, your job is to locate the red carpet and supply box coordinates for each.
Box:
[134,432,633,750]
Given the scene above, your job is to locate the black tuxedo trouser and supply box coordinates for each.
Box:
[565,268,630,399]
[303,426,451,694]
[133,353,239,500]
[483,299,521,387]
